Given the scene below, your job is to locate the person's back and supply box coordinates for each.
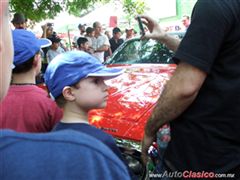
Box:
[164,0,240,172]
[0,85,62,132]
[53,122,124,163]
[0,29,62,132]
[0,129,130,180]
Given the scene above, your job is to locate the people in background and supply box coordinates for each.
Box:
[85,26,95,53]
[77,37,90,53]
[125,27,134,41]
[47,34,65,63]
[73,23,86,48]
[92,21,110,63]
[109,27,124,53]
[104,30,112,60]
[181,15,190,30]
[11,12,27,29]
[41,22,54,38]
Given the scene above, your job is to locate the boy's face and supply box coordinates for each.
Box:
[79,42,89,52]
[72,77,108,111]
[52,42,60,50]
[90,31,95,37]
[0,0,13,101]
[114,32,121,39]
[13,22,27,29]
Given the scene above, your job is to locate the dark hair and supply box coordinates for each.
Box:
[11,12,27,24]
[112,27,121,34]
[55,94,66,108]
[48,34,61,43]
[77,37,88,47]
[78,23,86,29]
[12,55,35,74]
[86,27,94,34]
[93,21,100,29]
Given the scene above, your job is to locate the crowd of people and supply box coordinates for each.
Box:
[1,0,240,179]
[10,12,140,68]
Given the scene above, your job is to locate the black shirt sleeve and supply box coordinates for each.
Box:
[174,0,233,73]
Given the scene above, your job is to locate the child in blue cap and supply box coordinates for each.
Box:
[45,51,136,177]
[0,29,62,132]
[45,51,125,156]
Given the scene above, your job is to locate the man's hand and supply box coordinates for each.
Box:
[141,132,156,165]
[136,15,181,52]
[137,15,167,42]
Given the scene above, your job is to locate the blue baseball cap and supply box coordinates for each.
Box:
[12,29,52,66]
[44,51,124,99]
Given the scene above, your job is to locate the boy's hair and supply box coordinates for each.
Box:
[55,83,79,108]
[48,34,61,44]
[86,27,94,34]
[55,94,66,108]
[77,37,88,48]
[113,27,121,34]
[12,55,35,74]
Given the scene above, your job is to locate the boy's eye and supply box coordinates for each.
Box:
[93,79,100,84]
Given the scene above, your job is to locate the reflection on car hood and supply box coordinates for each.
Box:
[89,64,176,141]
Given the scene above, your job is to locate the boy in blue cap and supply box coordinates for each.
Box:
[45,51,137,178]
[45,51,127,161]
[0,2,130,179]
[0,29,62,132]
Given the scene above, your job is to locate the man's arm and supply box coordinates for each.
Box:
[141,62,207,163]
[94,44,109,53]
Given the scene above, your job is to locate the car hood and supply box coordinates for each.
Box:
[89,64,176,141]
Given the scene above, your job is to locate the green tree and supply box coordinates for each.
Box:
[122,0,146,26]
[9,0,110,22]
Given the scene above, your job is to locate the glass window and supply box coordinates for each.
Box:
[106,38,175,65]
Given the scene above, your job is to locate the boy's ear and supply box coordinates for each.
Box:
[33,53,41,67]
[62,86,76,101]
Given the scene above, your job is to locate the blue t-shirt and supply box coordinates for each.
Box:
[53,122,124,163]
[0,130,130,180]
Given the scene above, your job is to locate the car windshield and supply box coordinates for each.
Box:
[105,38,175,65]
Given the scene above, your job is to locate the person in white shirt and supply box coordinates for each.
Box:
[91,21,110,63]
[47,35,65,63]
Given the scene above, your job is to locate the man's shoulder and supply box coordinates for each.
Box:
[98,33,108,40]
[0,130,130,179]
[109,37,114,42]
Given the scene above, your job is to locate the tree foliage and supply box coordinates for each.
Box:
[9,0,110,22]
[122,0,146,25]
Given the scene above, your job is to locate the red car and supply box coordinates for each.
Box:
[89,37,176,143]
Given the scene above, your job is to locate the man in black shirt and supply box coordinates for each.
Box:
[109,27,124,53]
[141,0,240,176]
